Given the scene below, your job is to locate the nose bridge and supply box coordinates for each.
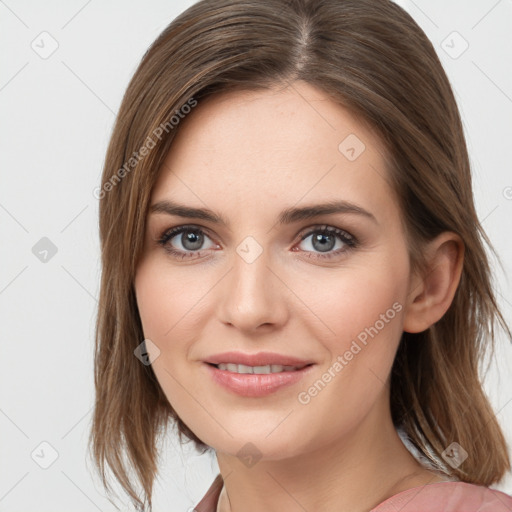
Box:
[219,235,287,330]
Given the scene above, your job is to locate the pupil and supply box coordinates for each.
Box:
[313,233,334,252]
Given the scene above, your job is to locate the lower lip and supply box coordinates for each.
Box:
[203,363,314,397]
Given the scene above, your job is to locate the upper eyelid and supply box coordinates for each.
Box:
[158,224,217,243]
[299,224,354,240]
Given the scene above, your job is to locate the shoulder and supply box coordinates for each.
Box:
[372,481,512,512]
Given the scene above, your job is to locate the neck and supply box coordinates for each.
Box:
[215,394,439,512]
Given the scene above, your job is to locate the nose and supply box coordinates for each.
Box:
[217,246,289,333]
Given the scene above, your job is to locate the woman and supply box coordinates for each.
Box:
[88,0,512,510]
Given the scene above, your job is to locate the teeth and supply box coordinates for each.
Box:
[216,363,301,373]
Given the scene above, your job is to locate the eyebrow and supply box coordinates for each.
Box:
[149,199,378,227]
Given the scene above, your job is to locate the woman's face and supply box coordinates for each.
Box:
[135,80,415,459]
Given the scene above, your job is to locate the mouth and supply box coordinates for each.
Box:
[207,362,312,374]
[203,362,315,397]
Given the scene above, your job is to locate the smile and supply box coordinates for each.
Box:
[213,363,305,373]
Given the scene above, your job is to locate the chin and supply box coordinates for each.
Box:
[191,419,313,463]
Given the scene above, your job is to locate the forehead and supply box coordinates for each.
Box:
[151,81,395,219]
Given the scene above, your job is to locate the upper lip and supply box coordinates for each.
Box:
[204,351,314,368]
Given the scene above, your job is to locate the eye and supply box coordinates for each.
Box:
[157,224,358,261]
[294,225,357,260]
[157,225,218,260]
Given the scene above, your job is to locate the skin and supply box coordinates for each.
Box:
[134,80,464,511]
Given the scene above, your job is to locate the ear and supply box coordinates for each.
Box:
[403,232,464,333]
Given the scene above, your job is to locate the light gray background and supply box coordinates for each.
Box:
[1,1,511,510]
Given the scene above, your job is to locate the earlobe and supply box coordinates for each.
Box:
[403,233,464,334]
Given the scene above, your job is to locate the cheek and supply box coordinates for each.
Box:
[135,258,212,341]
[288,272,406,447]
[134,259,215,426]
[295,252,408,406]
[295,257,407,356]
[134,257,224,390]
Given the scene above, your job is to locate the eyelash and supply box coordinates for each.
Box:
[157,224,358,261]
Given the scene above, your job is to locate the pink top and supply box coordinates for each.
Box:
[194,474,512,512]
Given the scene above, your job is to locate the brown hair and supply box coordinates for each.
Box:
[88,0,511,510]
